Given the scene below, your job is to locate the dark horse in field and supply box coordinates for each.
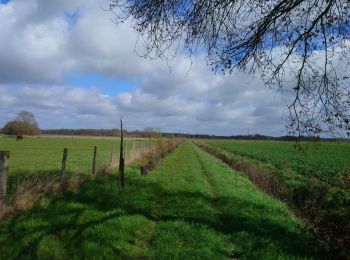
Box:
[16,135,23,141]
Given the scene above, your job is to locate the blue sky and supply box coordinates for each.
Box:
[0,0,290,135]
[66,73,137,95]
[65,10,80,30]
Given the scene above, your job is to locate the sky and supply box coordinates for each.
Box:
[0,0,291,136]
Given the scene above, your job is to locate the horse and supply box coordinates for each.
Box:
[16,135,23,141]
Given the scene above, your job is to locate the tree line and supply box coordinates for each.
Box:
[1,111,341,141]
[40,128,158,138]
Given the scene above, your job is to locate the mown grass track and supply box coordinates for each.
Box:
[0,142,322,259]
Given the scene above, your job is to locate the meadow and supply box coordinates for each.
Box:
[0,142,323,259]
[0,135,146,176]
[0,135,149,200]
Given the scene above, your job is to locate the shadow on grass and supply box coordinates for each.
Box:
[0,167,323,259]
[117,175,322,259]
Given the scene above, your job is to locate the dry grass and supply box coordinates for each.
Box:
[0,174,87,221]
[102,137,183,177]
[100,141,155,176]
[138,138,183,175]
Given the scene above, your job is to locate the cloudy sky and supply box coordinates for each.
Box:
[0,0,291,136]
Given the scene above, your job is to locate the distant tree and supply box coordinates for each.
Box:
[109,0,350,138]
[2,111,40,135]
[143,127,159,138]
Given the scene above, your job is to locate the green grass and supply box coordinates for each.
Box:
[0,135,146,195]
[205,140,350,183]
[0,135,145,177]
[204,139,350,257]
[0,142,322,259]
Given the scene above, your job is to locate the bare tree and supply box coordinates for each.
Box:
[109,0,350,137]
[143,127,159,138]
[2,111,40,136]
[15,111,38,127]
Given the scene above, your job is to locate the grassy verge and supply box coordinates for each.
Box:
[199,141,349,257]
[0,142,322,259]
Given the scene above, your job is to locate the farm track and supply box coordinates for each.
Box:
[0,141,323,259]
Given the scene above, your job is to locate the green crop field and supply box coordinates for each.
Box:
[205,139,350,183]
[0,142,323,259]
[204,139,350,256]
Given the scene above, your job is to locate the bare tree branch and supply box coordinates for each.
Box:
[109,0,350,137]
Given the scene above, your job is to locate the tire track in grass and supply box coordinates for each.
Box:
[193,147,216,198]
[140,142,230,259]
[193,144,234,240]
[149,142,219,224]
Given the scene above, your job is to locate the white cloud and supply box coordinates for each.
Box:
[0,0,292,136]
[0,0,160,83]
[0,66,288,135]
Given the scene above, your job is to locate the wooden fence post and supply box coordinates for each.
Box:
[110,144,115,165]
[61,148,68,181]
[0,151,10,201]
[119,116,125,189]
[92,146,97,175]
[124,142,128,160]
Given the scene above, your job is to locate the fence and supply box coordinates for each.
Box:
[0,139,150,202]
[0,152,9,201]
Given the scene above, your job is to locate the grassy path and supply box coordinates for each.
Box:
[0,142,322,259]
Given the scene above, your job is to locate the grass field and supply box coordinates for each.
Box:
[0,142,322,259]
[0,135,145,177]
[0,135,148,197]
